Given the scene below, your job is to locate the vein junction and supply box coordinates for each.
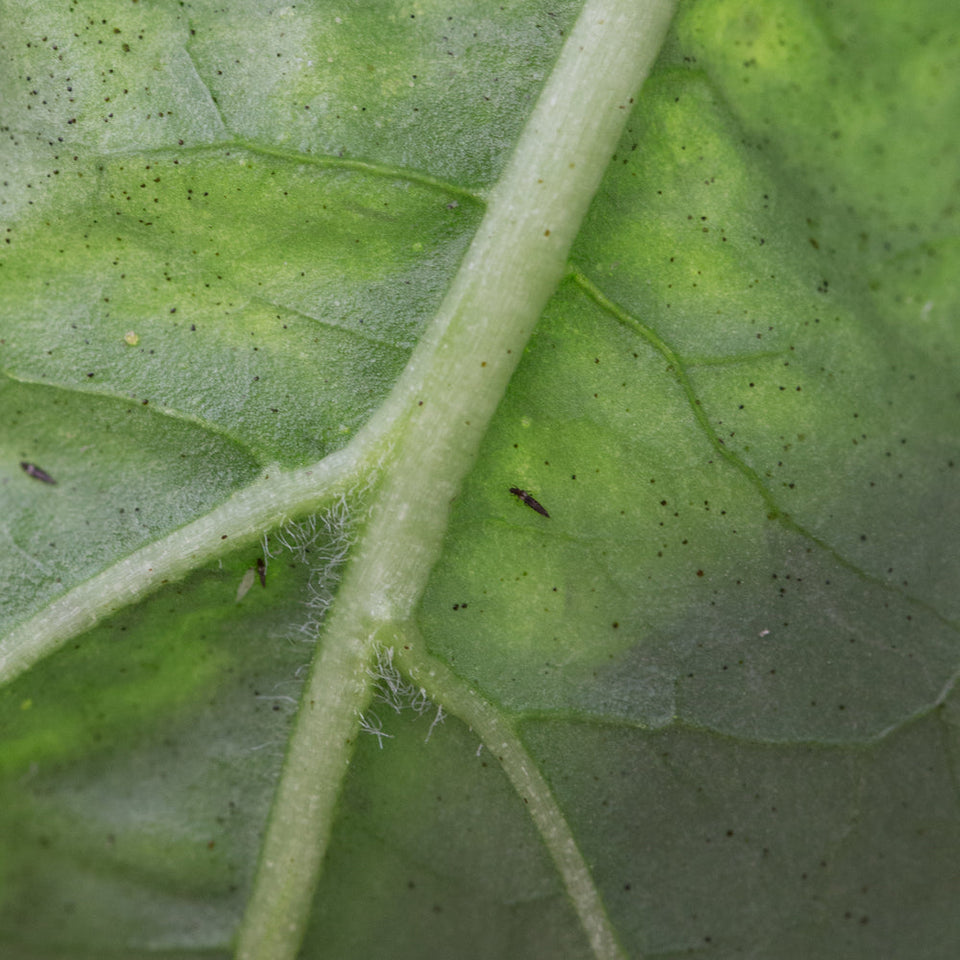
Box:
[394,636,628,960]
[0,2,677,958]
[236,2,676,958]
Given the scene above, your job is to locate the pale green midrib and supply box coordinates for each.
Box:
[394,635,627,960]
[234,3,676,959]
[570,266,960,634]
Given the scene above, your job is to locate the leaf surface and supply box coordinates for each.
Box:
[1,1,958,958]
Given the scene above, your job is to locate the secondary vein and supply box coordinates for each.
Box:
[395,635,628,960]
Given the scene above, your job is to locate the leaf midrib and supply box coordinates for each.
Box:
[1,3,678,958]
[236,3,676,957]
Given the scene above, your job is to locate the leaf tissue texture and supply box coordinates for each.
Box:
[1,1,959,959]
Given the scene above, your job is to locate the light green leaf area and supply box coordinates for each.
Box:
[1,1,958,959]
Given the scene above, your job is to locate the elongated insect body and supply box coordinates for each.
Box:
[509,487,550,517]
[256,557,266,588]
[20,462,57,484]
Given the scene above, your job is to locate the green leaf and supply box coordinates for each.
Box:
[2,1,958,959]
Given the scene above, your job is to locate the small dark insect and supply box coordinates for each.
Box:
[256,556,266,588]
[509,487,549,518]
[20,461,57,484]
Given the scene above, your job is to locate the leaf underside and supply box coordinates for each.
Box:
[1,1,959,959]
